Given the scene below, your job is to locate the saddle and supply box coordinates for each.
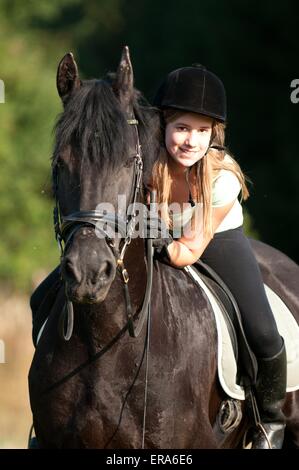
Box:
[190,260,258,386]
[186,260,299,399]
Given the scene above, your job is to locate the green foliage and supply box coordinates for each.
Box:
[0,7,64,290]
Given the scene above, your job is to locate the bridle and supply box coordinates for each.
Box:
[52,115,154,340]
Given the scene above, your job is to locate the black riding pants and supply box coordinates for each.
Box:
[201,226,282,359]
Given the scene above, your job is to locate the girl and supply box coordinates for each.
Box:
[150,64,286,449]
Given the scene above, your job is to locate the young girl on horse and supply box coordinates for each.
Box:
[30,61,286,449]
[149,64,286,449]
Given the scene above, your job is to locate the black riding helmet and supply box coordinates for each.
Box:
[153,64,226,122]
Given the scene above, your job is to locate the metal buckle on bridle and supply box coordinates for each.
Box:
[117,258,129,284]
[127,118,139,125]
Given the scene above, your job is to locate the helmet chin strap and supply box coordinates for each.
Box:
[185,141,226,207]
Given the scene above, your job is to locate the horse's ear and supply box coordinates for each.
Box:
[113,45,134,112]
[57,52,81,104]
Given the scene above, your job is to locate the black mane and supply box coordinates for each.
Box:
[52,78,160,184]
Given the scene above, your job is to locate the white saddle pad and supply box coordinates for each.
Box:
[185,265,299,400]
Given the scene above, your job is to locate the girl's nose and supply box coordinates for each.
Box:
[185,130,198,147]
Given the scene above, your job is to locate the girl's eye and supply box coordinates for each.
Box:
[176,126,188,132]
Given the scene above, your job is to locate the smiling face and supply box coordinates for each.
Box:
[165,112,213,171]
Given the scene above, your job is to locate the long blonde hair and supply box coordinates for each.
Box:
[151,109,249,237]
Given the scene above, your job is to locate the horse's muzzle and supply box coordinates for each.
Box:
[61,254,116,304]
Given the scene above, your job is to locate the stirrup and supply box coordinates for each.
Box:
[242,383,272,449]
[243,423,272,449]
[250,423,285,449]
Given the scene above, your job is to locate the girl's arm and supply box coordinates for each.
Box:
[167,199,236,267]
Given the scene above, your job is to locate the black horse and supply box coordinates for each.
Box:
[28,47,299,448]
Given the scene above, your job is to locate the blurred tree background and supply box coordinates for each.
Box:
[0,0,298,292]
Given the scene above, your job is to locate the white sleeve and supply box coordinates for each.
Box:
[212,170,241,207]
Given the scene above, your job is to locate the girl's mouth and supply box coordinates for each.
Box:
[179,148,198,155]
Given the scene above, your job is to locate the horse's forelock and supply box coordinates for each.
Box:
[52,77,161,187]
[53,80,129,171]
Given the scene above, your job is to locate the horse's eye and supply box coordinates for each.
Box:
[57,154,69,168]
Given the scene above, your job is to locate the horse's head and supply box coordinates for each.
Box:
[53,47,159,304]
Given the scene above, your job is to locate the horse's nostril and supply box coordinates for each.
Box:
[63,259,81,283]
[64,261,72,275]
[105,261,113,278]
[98,261,114,283]
[65,261,74,276]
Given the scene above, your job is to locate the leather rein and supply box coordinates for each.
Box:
[52,116,154,340]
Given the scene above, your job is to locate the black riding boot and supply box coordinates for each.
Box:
[251,340,287,449]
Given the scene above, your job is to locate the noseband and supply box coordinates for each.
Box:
[53,117,153,340]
